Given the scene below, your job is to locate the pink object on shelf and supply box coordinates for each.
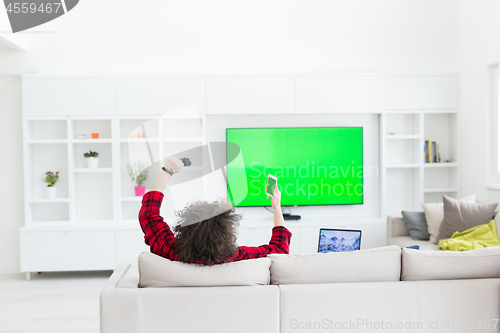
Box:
[134,186,145,197]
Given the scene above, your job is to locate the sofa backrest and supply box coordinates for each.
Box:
[401,247,500,281]
[138,252,272,287]
[269,245,401,285]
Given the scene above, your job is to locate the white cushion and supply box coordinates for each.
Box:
[422,194,476,243]
[279,282,418,333]
[269,245,401,285]
[138,252,271,287]
[388,236,439,251]
[401,247,500,281]
[138,285,280,333]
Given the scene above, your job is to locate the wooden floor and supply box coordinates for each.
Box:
[0,270,112,333]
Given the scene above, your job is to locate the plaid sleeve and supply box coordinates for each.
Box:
[138,190,177,260]
[235,226,292,260]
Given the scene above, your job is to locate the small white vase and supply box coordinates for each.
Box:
[45,186,57,199]
[86,157,100,169]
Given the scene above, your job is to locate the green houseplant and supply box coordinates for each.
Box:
[127,161,148,196]
[84,150,99,169]
[42,171,59,199]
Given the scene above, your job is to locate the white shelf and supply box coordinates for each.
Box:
[74,219,116,224]
[385,110,459,114]
[163,137,204,142]
[422,110,459,114]
[119,138,160,143]
[162,115,206,119]
[423,163,458,168]
[385,135,420,139]
[121,196,143,201]
[20,222,142,232]
[73,168,113,173]
[386,163,420,168]
[24,221,71,227]
[71,139,112,143]
[29,198,70,203]
[385,111,422,114]
[385,163,458,169]
[27,139,67,144]
[423,187,459,193]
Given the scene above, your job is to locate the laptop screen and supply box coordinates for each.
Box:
[318,228,362,253]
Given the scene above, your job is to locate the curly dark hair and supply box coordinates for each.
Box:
[173,198,241,266]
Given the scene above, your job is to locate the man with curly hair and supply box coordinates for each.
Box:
[139,158,292,265]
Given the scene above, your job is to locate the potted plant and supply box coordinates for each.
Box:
[84,150,99,169]
[127,161,148,196]
[42,171,59,199]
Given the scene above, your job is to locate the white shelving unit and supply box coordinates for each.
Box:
[23,114,206,226]
[19,74,460,277]
[21,113,206,277]
[382,75,460,216]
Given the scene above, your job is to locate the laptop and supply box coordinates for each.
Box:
[318,228,362,253]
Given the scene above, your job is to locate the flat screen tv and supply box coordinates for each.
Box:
[226,127,363,207]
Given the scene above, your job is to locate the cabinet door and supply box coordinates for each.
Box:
[115,78,206,115]
[115,229,150,265]
[237,226,275,247]
[352,224,387,249]
[296,76,384,114]
[20,230,115,271]
[285,226,300,254]
[22,78,115,116]
[299,226,322,254]
[206,77,294,115]
[386,76,458,109]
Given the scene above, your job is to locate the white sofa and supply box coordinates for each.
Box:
[100,246,500,333]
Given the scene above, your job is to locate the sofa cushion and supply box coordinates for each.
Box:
[401,247,500,281]
[269,245,401,285]
[138,252,271,287]
[422,194,476,243]
[388,236,439,251]
[437,195,498,242]
[401,211,430,240]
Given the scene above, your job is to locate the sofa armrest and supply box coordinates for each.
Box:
[103,262,131,289]
[387,216,410,240]
[100,263,139,333]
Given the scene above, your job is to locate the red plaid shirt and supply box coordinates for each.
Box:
[139,190,292,264]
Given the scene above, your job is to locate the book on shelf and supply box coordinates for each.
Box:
[424,141,426,163]
[425,140,432,163]
[432,141,437,163]
[424,140,441,163]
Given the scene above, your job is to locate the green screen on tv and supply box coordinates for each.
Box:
[226,127,363,207]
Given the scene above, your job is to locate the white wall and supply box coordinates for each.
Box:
[0,0,458,75]
[0,76,23,273]
[0,1,461,272]
[457,0,500,203]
